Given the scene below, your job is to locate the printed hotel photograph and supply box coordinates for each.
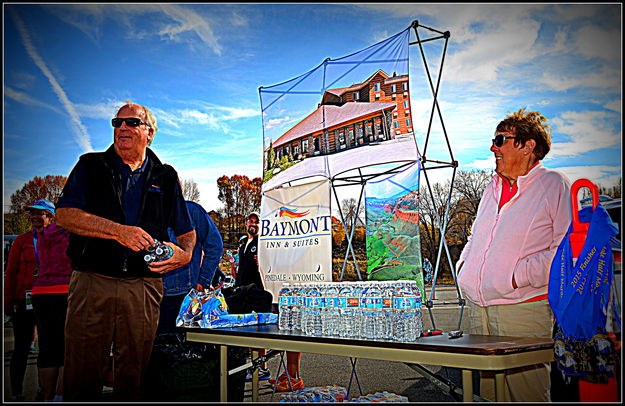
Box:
[263,69,415,183]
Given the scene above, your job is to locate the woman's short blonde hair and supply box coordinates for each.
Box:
[496,108,551,161]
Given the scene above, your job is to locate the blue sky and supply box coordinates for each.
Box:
[3,3,622,213]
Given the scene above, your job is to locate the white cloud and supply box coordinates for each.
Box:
[551,110,620,157]
[265,116,294,130]
[157,4,222,56]
[75,100,125,119]
[464,157,494,171]
[538,66,620,92]
[557,165,621,188]
[155,104,260,135]
[574,25,620,62]
[548,4,601,22]
[603,100,621,113]
[10,8,93,152]
[444,16,541,84]
[44,4,223,56]
[5,87,64,115]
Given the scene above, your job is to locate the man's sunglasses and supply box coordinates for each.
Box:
[492,134,517,147]
[111,117,150,128]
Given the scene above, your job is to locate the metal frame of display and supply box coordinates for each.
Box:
[329,20,464,331]
[257,20,465,399]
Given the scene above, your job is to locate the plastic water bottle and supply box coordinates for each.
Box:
[409,281,423,338]
[323,282,340,336]
[352,281,366,338]
[362,282,381,339]
[393,281,417,341]
[372,282,385,339]
[337,282,353,338]
[380,281,394,340]
[278,283,292,330]
[291,283,302,331]
[357,282,371,338]
[319,283,327,334]
[300,283,310,334]
[309,283,323,336]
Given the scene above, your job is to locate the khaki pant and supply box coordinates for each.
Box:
[465,300,553,402]
[63,270,163,401]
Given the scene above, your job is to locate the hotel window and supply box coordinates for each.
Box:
[354,92,360,101]
[393,121,400,129]
[405,118,412,127]
[391,84,397,93]
[374,83,381,92]
[284,146,290,156]
[348,127,354,143]
[293,144,299,155]
[403,100,409,109]
[366,121,373,135]
[302,139,308,152]
[402,82,408,91]
[339,131,345,145]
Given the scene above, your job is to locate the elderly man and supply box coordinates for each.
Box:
[56,100,196,401]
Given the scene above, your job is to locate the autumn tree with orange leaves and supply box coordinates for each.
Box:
[5,175,67,235]
[217,174,262,244]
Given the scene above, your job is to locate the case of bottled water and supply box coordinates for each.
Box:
[284,280,422,341]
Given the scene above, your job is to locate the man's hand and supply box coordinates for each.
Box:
[147,230,196,274]
[116,225,155,252]
[147,241,189,274]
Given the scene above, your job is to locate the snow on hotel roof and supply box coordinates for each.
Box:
[272,101,396,149]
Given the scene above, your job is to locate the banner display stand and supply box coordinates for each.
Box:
[259,19,463,331]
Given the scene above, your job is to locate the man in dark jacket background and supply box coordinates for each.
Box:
[234,211,263,289]
[56,100,195,401]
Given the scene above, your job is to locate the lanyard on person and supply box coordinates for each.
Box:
[33,229,40,263]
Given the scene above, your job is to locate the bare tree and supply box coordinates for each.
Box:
[417,169,491,283]
[181,178,201,202]
[598,177,621,198]
[450,169,492,243]
[339,197,364,229]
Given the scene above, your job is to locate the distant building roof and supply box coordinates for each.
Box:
[272,102,396,148]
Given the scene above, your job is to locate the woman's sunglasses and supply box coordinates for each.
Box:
[111,117,150,128]
[492,134,517,147]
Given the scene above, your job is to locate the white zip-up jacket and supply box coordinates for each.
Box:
[457,163,572,306]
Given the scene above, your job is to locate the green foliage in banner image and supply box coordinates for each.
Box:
[365,201,424,298]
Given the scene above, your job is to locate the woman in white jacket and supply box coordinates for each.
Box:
[457,108,571,401]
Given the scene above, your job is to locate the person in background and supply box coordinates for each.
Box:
[141,199,227,401]
[30,200,73,402]
[158,199,224,334]
[270,352,304,391]
[56,100,195,401]
[456,108,571,401]
[234,212,263,290]
[234,211,273,382]
[4,199,54,401]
